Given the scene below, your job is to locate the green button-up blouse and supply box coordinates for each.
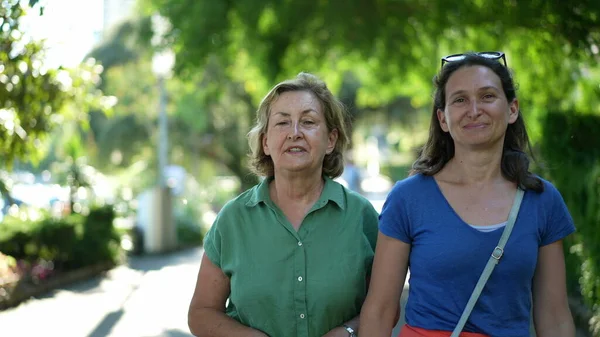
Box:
[203,176,379,337]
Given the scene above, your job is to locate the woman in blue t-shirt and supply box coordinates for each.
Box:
[359,52,576,337]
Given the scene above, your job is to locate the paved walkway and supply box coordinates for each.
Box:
[0,247,409,337]
[0,248,203,337]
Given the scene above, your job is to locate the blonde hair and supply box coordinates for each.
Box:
[247,72,350,178]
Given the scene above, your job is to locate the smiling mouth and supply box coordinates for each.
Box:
[464,123,486,129]
[286,147,306,153]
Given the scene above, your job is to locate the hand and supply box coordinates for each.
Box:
[322,326,350,337]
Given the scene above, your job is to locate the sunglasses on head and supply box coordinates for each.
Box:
[441,51,507,69]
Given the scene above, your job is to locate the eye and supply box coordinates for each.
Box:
[302,120,315,125]
[453,97,465,104]
[275,120,289,126]
[482,93,495,100]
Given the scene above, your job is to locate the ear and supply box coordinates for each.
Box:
[437,108,449,132]
[508,99,519,124]
[326,129,338,154]
[262,133,270,156]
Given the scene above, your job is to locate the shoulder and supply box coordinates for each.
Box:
[223,186,258,209]
[526,176,575,243]
[540,177,562,196]
[381,173,434,217]
[387,173,433,201]
[203,183,266,266]
[334,182,379,243]
[523,176,571,224]
[324,177,375,213]
[378,175,433,242]
[343,184,376,210]
[526,176,564,204]
[212,184,262,227]
[393,173,431,190]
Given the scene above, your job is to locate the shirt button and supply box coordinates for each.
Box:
[298,276,303,282]
[298,241,302,246]
[300,314,305,319]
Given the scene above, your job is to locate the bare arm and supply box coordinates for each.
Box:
[321,315,360,337]
[359,232,410,337]
[188,254,268,337]
[532,240,575,337]
[322,311,400,337]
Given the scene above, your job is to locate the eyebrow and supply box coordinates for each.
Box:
[448,86,501,98]
[272,109,319,117]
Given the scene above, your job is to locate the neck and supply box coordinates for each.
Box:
[271,169,325,205]
[443,146,504,185]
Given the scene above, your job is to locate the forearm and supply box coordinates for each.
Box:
[188,308,267,337]
[343,315,360,332]
[533,293,575,337]
[535,317,575,337]
[358,305,397,337]
[323,315,360,337]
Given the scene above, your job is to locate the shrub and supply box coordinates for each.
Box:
[0,252,18,285]
[71,205,120,268]
[0,252,19,303]
[0,205,121,271]
[35,215,83,269]
[539,112,600,334]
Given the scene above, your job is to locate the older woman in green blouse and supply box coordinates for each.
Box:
[187,72,379,337]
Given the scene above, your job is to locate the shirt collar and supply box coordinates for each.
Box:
[245,176,345,210]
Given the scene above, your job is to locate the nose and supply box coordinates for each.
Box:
[467,100,482,119]
[287,121,303,140]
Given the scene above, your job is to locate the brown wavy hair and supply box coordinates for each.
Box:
[247,72,350,178]
[411,53,543,192]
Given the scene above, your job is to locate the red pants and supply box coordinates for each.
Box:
[398,324,489,337]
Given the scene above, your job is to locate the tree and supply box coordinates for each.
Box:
[84,17,260,191]
[140,0,600,181]
[169,57,258,190]
[141,0,600,112]
[0,1,106,167]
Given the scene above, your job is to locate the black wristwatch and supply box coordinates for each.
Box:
[342,324,357,337]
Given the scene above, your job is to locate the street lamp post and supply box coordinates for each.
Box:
[152,51,174,187]
[145,14,176,254]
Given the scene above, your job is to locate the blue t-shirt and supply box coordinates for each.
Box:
[379,174,575,337]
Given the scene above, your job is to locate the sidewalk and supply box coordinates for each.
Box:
[0,247,203,337]
[0,246,409,337]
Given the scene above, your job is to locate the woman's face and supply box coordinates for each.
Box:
[262,90,338,177]
[437,65,519,150]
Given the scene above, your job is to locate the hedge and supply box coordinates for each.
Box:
[0,205,121,272]
[539,112,600,335]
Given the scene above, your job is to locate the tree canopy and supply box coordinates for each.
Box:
[143,0,600,110]
[0,0,106,167]
[84,18,259,191]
